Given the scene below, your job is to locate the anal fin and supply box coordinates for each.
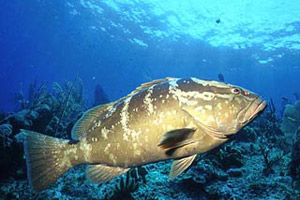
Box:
[87,164,130,184]
[169,154,197,179]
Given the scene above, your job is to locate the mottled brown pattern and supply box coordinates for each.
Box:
[22,77,267,191]
[177,78,232,95]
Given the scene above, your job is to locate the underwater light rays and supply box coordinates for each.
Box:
[78,0,300,51]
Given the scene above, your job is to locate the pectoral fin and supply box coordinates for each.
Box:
[169,154,197,179]
[157,128,196,150]
[87,164,130,184]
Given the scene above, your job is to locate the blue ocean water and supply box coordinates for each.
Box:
[1,0,300,112]
[1,0,300,199]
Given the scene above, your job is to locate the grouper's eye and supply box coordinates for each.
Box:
[231,88,241,95]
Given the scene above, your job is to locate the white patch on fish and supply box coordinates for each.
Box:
[204,105,212,110]
[104,143,111,154]
[101,127,109,140]
[191,77,229,88]
[121,97,131,141]
[80,139,92,162]
[109,153,117,164]
[143,86,154,115]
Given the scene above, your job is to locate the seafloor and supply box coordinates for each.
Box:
[0,80,299,200]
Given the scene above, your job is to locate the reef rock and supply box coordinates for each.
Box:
[290,127,300,185]
[281,101,300,134]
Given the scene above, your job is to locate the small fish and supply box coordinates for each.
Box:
[218,73,225,82]
[20,77,266,191]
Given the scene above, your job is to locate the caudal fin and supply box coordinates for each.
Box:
[20,130,72,191]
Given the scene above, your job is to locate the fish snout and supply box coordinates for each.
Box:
[241,97,267,124]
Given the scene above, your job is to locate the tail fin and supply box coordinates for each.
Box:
[20,130,72,191]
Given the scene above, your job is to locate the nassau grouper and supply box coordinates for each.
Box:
[20,77,267,191]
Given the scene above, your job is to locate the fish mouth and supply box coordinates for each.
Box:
[241,97,267,124]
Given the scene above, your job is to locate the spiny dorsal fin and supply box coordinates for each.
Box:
[72,77,176,140]
[136,77,176,91]
[86,164,130,184]
[169,154,197,179]
[71,103,114,140]
[157,128,197,151]
[117,77,176,103]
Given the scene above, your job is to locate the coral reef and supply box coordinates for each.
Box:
[1,81,300,200]
[290,127,300,187]
[210,142,244,170]
[294,93,300,101]
[281,101,300,134]
[105,171,140,200]
[0,79,87,180]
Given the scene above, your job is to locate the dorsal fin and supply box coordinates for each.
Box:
[136,77,176,91]
[117,77,176,103]
[72,77,176,140]
[71,103,113,140]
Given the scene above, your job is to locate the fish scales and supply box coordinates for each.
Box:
[87,80,188,166]
[78,77,250,165]
[19,77,267,191]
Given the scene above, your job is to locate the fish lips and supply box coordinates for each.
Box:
[240,97,267,124]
